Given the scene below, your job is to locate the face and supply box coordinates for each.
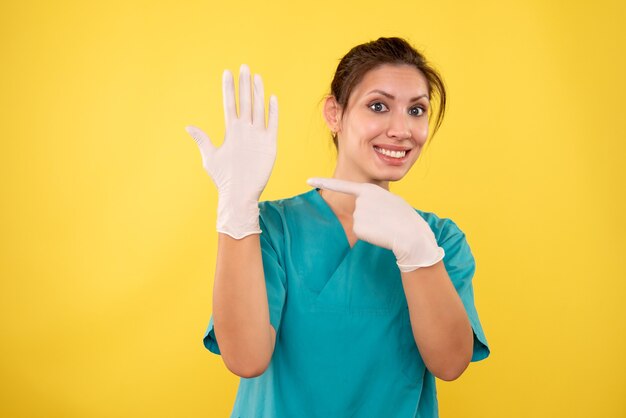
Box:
[329,64,431,187]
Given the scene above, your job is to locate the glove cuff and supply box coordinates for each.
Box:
[216,197,261,240]
[396,247,446,273]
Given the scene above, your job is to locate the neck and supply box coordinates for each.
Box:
[318,187,355,217]
[318,167,390,216]
[332,157,390,191]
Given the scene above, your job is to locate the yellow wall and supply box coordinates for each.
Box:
[1,0,625,417]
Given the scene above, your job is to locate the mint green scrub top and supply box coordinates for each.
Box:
[203,188,490,418]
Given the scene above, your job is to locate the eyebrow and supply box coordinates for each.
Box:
[366,89,429,101]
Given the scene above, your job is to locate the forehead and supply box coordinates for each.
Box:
[352,64,429,98]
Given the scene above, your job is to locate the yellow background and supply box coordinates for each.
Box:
[1,0,625,416]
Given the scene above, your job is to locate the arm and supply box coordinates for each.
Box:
[400,260,473,381]
[213,233,276,378]
[305,179,474,381]
[186,64,279,378]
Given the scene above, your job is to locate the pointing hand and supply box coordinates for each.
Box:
[307,177,445,272]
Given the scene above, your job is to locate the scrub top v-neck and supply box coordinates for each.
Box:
[203,188,490,418]
[315,188,360,250]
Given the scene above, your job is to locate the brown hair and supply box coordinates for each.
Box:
[328,37,447,149]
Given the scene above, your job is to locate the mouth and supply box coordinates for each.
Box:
[372,145,412,165]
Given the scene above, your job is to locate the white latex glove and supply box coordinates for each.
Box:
[185,64,278,239]
[306,178,445,272]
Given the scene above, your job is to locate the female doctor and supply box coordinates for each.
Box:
[186,37,490,417]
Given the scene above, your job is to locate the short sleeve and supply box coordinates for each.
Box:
[438,218,491,362]
[202,202,288,355]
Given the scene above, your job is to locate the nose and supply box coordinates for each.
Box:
[386,111,412,140]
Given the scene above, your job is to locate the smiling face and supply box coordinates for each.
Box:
[324,64,431,188]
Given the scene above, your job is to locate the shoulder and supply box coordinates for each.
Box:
[259,190,311,222]
[414,208,468,246]
[416,208,476,284]
[259,191,305,214]
[258,189,314,240]
[414,208,475,269]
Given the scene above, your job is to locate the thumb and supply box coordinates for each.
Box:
[185,125,216,161]
[306,177,364,197]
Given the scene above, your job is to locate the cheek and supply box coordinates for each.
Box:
[356,118,385,139]
[343,112,386,146]
[413,121,429,143]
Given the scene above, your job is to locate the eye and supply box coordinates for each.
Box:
[409,106,426,117]
[368,102,388,112]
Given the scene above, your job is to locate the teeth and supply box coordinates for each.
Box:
[374,146,406,158]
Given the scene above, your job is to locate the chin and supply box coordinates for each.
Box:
[386,175,406,182]
[373,171,407,183]
[369,161,416,182]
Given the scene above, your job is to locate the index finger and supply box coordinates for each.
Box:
[306,177,364,196]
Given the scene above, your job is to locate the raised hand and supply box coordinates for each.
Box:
[306,178,445,272]
[186,64,278,239]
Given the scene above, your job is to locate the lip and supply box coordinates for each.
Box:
[372,145,411,166]
[372,144,412,151]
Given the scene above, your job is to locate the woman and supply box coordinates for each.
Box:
[186,37,490,418]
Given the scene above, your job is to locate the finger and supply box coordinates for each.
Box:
[222,70,236,125]
[252,74,265,127]
[239,64,252,123]
[185,125,216,161]
[267,95,278,137]
[306,177,363,196]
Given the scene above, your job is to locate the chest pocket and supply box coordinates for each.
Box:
[298,240,407,315]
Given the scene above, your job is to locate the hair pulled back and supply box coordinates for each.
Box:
[329,37,447,148]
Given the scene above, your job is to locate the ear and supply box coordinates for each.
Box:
[322,95,342,135]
